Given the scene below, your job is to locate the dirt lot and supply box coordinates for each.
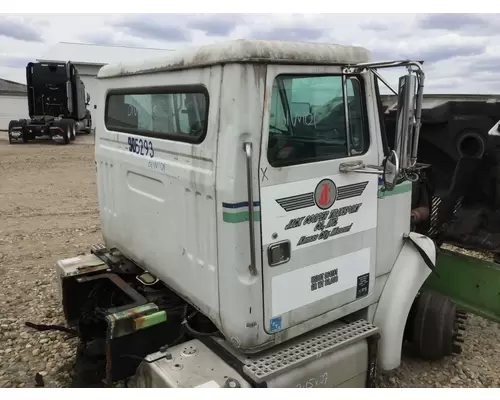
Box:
[0,133,100,388]
[0,132,499,388]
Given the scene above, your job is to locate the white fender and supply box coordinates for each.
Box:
[373,231,436,371]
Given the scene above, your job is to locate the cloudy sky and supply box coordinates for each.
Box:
[0,13,499,93]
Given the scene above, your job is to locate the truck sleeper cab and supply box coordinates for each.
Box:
[8,61,92,145]
[56,40,446,388]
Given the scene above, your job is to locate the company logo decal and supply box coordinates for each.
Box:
[314,179,337,210]
[276,193,315,212]
[276,180,368,212]
[337,181,368,201]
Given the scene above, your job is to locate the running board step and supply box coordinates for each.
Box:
[243,319,379,383]
[90,243,107,254]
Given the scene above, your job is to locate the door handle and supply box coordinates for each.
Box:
[339,160,366,172]
[339,160,384,175]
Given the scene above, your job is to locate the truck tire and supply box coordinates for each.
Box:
[70,121,76,141]
[59,119,72,144]
[410,290,466,360]
[81,114,92,134]
[8,120,16,144]
[64,119,76,141]
[88,115,92,134]
[20,120,30,143]
[19,119,30,143]
[8,120,28,144]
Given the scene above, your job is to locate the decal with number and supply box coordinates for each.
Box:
[128,136,154,158]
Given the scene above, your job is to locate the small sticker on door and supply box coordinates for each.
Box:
[310,269,338,291]
[356,273,370,299]
[270,316,282,332]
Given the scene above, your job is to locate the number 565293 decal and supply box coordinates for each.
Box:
[128,136,154,158]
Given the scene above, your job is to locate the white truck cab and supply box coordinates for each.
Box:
[54,40,455,388]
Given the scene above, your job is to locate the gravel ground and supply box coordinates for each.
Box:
[0,134,100,388]
[0,133,499,388]
[378,314,500,387]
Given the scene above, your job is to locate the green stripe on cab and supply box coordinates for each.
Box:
[223,211,262,223]
[378,181,412,199]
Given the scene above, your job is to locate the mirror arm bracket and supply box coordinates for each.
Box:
[340,150,400,191]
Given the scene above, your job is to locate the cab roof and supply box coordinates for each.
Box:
[97,39,372,79]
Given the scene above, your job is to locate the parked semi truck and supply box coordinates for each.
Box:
[43,40,475,388]
[8,61,92,144]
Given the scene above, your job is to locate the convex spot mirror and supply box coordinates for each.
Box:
[383,150,400,191]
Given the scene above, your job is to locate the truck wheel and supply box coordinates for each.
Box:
[410,290,467,360]
[62,119,76,141]
[8,120,16,144]
[19,119,29,143]
[63,124,71,144]
[58,120,71,144]
[82,116,92,134]
[70,121,76,141]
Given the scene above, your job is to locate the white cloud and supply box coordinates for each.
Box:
[1,13,500,94]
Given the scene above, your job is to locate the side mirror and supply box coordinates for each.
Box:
[393,73,416,170]
[86,93,91,103]
[382,150,400,191]
[338,60,425,193]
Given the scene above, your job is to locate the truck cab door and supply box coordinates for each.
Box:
[259,66,380,334]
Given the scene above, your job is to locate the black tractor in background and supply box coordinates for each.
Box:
[8,61,92,145]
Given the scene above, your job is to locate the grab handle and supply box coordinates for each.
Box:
[243,142,258,276]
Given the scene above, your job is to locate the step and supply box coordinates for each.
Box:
[90,243,107,254]
[242,319,379,383]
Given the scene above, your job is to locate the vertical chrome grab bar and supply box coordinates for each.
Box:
[243,142,258,276]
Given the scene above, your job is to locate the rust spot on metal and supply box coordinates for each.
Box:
[76,263,106,273]
[252,63,266,86]
[105,340,113,386]
[263,79,269,111]
[134,316,147,330]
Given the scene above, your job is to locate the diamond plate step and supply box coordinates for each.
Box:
[91,243,107,254]
[243,319,379,383]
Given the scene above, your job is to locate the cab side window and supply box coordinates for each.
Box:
[105,86,208,143]
[267,74,369,167]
